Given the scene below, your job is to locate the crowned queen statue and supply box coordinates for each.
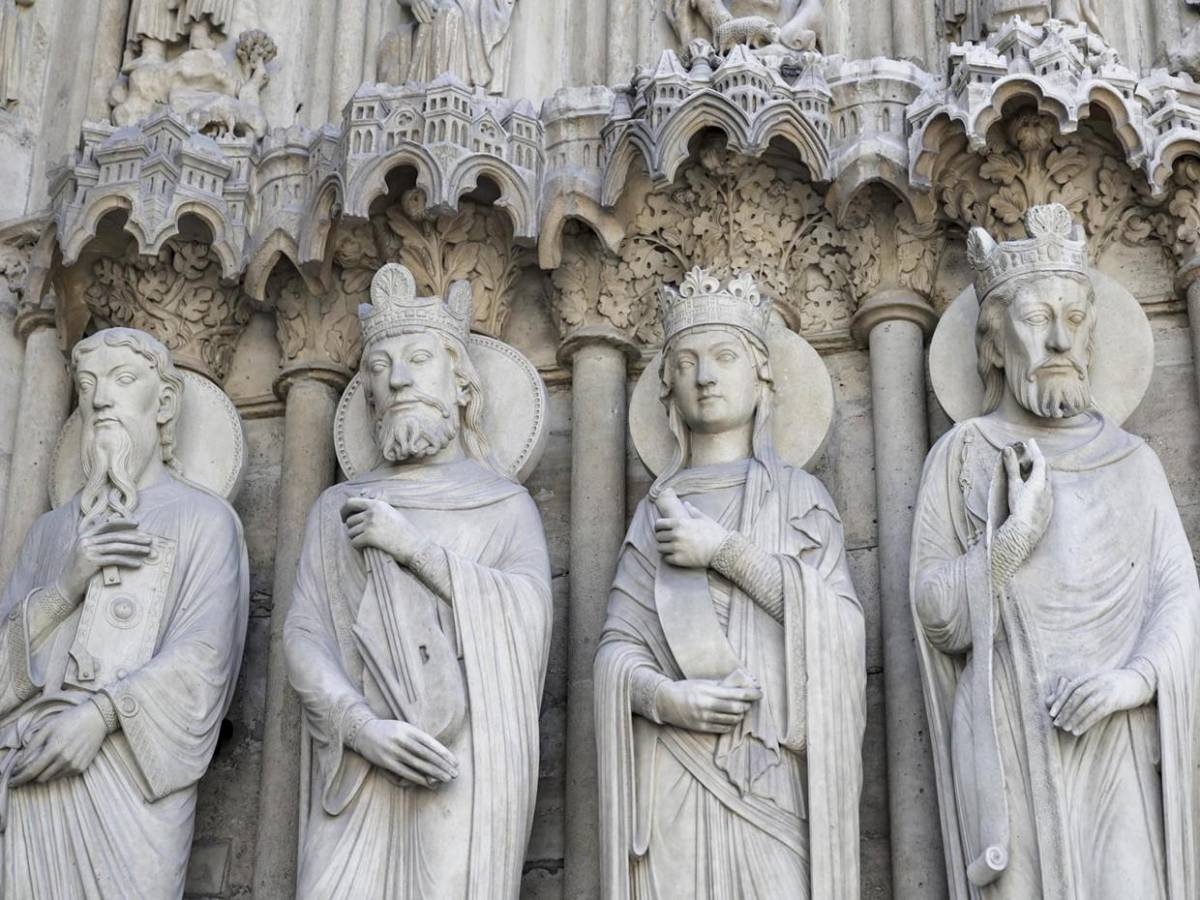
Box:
[595,268,866,899]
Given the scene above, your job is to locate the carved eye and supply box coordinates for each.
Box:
[117,373,137,386]
[716,350,738,363]
[1025,313,1049,326]
[368,359,388,373]
[78,376,95,392]
[1067,310,1086,326]
[410,350,433,365]
[676,357,695,370]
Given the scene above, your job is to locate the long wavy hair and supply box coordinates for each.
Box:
[648,324,779,501]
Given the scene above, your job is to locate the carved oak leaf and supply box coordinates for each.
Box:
[978,152,1022,184]
[1045,146,1089,187]
[990,182,1029,226]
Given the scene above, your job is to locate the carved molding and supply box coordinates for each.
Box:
[84,240,251,383]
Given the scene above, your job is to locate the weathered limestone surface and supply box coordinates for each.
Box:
[6,1,1200,898]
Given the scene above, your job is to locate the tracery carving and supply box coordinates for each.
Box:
[85,240,251,382]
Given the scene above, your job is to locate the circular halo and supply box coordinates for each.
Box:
[335,334,548,483]
[50,370,247,508]
[630,327,834,475]
[929,269,1154,425]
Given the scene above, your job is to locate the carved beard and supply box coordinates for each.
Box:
[1006,356,1093,419]
[80,421,140,525]
[373,392,459,463]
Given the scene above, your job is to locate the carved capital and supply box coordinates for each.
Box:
[271,269,360,400]
[556,323,640,368]
[374,190,530,338]
[850,289,938,347]
[84,241,252,383]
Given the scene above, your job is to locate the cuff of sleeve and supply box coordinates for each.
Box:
[1126,656,1157,695]
[632,669,670,725]
[91,692,120,734]
[991,518,1038,584]
[710,531,784,619]
[342,702,376,753]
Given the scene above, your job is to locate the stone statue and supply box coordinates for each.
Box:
[376,0,518,94]
[0,327,249,897]
[126,0,180,67]
[667,0,826,55]
[911,204,1200,898]
[945,0,1101,39]
[0,0,34,108]
[285,264,552,898]
[111,28,277,138]
[177,0,235,50]
[595,268,865,898]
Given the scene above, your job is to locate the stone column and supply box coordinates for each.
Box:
[253,272,358,900]
[850,289,945,900]
[253,368,346,900]
[1179,258,1200,405]
[0,298,71,585]
[557,323,638,900]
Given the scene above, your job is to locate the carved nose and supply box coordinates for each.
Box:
[1047,320,1071,354]
[389,363,414,390]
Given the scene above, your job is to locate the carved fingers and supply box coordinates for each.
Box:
[655,678,763,734]
[59,518,154,600]
[654,500,728,569]
[341,497,423,564]
[10,704,107,786]
[1004,439,1053,542]
[358,719,459,788]
[1046,669,1150,736]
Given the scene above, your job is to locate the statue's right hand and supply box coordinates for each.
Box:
[354,719,459,788]
[410,0,438,24]
[58,518,154,601]
[654,677,762,734]
[1003,439,1053,543]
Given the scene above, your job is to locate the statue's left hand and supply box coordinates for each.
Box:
[1046,669,1154,736]
[342,497,427,565]
[654,491,728,569]
[10,703,108,786]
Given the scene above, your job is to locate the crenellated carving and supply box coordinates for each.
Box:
[601,45,833,207]
[84,240,251,383]
[908,17,1145,188]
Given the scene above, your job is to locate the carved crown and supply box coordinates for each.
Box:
[966,204,1088,302]
[658,267,772,345]
[359,263,472,348]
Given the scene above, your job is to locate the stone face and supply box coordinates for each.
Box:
[913,206,1200,897]
[0,327,249,897]
[5,2,1200,898]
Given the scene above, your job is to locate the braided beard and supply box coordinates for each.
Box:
[80,422,139,526]
[374,392,459,463]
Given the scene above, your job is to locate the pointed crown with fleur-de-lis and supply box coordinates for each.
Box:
[358,263,472,348]
[658,267,773,345]
[966,204,1089,303]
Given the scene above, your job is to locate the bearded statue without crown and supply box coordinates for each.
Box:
[595,267,865,899]
[0,327,249,898]
[284,263,553,899]
[912,204,1200,899]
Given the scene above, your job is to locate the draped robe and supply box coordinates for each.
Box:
[0,475,249,899]
[285,458,552,900]
[911,412,1200,900]
[402,0,517,93]
[596,458,865,900]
